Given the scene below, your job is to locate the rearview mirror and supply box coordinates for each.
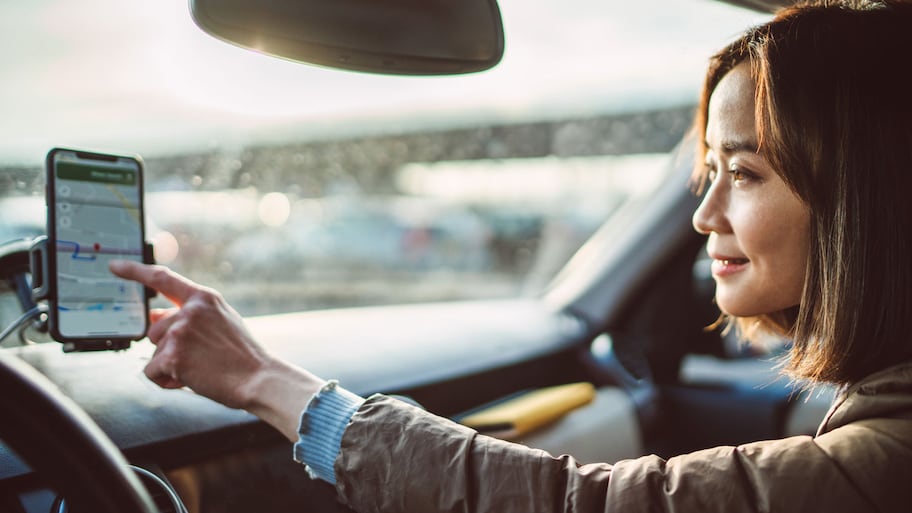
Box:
[189,0,505,75]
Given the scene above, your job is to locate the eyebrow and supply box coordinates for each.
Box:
[703,138,760,154]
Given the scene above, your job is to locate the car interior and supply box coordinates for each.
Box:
[0,0,836,512]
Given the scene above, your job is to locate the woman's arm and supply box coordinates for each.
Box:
[333,396,883,513]
[109,260,324,442]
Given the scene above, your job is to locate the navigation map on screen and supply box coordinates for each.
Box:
[52,153,146,339]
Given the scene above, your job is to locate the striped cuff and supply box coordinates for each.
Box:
[292,380,365,484]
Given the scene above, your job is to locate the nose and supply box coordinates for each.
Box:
[692,176,729,236]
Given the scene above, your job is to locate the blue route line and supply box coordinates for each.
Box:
[57,240,95,261]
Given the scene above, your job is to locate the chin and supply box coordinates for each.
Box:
[715,292,763,318]
[716,291,799,321]
[715,294,740,317]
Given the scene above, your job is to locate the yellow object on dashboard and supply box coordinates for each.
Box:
[459,382,596,439]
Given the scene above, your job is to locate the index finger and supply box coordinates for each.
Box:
[109,260,199,306]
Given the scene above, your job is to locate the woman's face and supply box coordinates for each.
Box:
[692,63,810,317]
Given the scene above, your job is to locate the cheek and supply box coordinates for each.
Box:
[734,197,810,299]
[779,213,811,284]
[728,203,779,258]
[732,194,809,262]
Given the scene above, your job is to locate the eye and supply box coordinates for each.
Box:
[728,164,756,185]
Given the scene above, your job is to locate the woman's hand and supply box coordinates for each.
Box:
[109,260,323,441]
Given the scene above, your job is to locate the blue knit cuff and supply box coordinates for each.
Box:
[292,380,365,484]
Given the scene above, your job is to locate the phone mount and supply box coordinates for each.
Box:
[28,236,157,352]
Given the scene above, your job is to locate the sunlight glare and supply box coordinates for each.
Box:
[259,192,291,227]
[151,230,180,265]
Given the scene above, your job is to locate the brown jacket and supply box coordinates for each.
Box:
[333,362,912,513]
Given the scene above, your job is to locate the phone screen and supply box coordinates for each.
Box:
[48,149,148,340]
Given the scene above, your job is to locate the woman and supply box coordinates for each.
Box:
[111,0,912,511]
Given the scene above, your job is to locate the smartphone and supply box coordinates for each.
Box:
[46,148,149,344]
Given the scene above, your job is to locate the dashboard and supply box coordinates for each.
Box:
[0,299,592,512]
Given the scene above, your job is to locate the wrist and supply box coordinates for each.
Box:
[241,358,325,441]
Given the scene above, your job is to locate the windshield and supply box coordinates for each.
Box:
[0,0,768,323]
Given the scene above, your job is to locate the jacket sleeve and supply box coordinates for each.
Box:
[331,395,902,513]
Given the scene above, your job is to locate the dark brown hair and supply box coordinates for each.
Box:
[693,0,912,384]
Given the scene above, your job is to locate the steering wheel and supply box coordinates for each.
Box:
[0,239,159,513]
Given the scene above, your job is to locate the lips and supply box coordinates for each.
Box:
[710,255,750,277]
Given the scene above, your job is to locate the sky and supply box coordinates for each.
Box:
[0,0,769,164]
